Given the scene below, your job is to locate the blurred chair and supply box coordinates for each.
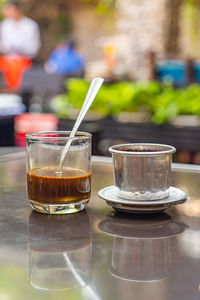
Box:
[156,60,187,86]
[147,51,194,86]
[20,67,66,109]
[192,61,200,83]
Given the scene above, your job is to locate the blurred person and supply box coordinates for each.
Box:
[46,39,85,77]
[0,1,41,58]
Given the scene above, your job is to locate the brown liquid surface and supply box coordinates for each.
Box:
[27,166,91,204]
[116,148,161,152]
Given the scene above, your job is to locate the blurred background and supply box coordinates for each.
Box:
[1,0,200,163]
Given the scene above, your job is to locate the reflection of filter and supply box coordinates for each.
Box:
[112,238,170,281]
[99,212,185,282]
[28,211,92,291]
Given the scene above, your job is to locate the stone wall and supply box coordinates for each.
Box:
[69,4,115,61]
[115,0,181,80]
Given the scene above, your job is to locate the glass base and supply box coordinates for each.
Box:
[29,198,89,214]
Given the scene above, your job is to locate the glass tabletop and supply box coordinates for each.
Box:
[0,151,199,300]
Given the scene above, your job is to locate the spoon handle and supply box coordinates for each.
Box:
[70,77,104,138]
[57,77,104,173]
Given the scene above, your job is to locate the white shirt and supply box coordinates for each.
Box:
[0,17,41,58]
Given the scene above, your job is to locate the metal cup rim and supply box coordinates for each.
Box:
[109,143,176,156]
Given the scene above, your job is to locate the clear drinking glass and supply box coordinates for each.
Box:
[26,131,92,214]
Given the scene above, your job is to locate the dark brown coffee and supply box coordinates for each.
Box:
[115,147,161,152]
[27,166,91,204]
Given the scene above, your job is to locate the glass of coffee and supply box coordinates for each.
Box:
[26,131,91,214]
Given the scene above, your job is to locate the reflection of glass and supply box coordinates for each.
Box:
[99,212,185,282]
[28,210,92,291]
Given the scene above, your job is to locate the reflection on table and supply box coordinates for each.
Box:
[28,211,92,291]
[99,211,186,299]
